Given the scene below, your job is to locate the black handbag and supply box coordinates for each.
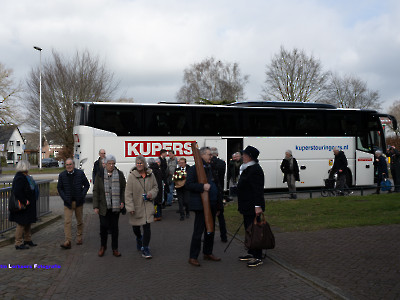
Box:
[8,190,26,213]
[245,213,275,250]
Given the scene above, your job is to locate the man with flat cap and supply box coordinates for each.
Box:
[237,145,265,268]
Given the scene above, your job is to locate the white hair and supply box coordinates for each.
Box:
[16,160,30,172]
[286,150,292,156]
[104,154,116,164]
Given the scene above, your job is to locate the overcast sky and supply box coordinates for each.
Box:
[1,0,400,111]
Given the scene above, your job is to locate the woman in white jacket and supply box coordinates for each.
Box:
[125,155,158,259]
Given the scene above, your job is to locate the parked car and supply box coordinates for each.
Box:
[40,158,59,168]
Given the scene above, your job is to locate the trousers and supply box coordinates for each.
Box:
[99,209,120,250]
[64,201,83,242]
[189,208,216,259]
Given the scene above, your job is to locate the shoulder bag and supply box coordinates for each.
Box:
[245,213,275,250]
[8,190,26,213]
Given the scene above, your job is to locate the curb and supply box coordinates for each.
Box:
[0,213,62,248]
[222,224,353,300]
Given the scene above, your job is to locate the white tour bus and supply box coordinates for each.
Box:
[73,101,396,193]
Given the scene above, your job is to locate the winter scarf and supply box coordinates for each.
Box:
[104,169,121,212]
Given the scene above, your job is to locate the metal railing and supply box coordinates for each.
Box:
[0,180,52,235]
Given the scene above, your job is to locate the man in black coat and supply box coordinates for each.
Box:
[210,147,228,242]
[92,149,106,185]
[58,158,90,249]
[329,147,348,195]
[186,147,221,267]
[237,146,265,268]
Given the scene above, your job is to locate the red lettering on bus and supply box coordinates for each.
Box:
[125,141,196,157]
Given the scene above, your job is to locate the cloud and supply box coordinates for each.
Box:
[1,0,399,109]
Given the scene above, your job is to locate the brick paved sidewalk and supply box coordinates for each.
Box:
[270,225,400,300]
[0,199,330,300]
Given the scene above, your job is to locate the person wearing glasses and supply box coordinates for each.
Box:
[58,158,90,249]
[125,155,159,259]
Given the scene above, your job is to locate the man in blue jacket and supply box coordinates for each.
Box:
[186,147,222,266]
[58,158,89,249]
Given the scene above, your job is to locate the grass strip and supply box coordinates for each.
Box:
[224,193,400,233]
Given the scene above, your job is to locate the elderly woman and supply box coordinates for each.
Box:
[374,150,390,194]
[93,154,126,257]
[280,150,300,199]
[125,155,158,259]
[9,160,38,250]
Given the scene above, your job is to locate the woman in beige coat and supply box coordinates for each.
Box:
[125,155,158,259]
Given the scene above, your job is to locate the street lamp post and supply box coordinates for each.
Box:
[34,46,42,169]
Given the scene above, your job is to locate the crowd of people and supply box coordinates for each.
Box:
[9,143,400,268]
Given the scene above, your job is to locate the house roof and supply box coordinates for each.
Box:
[22,132,40,151]
[0,125,19,144]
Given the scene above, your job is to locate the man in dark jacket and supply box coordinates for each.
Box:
[330,147,348,195]
[186,147,221,266]
[210,147,228,243]
[58,158,90,249]
[237,146,265,268]
[387,146,400,192]
[92,149,106,185]
[280,150,300,199]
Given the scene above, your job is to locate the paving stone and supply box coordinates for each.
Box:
[0,197,329,299]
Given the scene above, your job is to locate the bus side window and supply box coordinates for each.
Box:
[145,109,191,136]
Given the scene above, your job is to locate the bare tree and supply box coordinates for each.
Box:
[261,46,329,102]
[25,49,118,157]
[322,73,382,109]
[177,57,249,104]
[0,62,22,124]
[387,100,400,136]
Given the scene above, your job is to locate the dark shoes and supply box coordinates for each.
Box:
[112,250,121,257]
[238,254,254,261]
[203,254,221,261]
[186,213,190,219]
[24,241,37,247]
[142,247,152,259]
[221,237,228,243]
[98,246,106,257]
[180,216,185,221]
[60,241,71,250]
[247,258,263,267]
[15,244,30,250]
[76,239,83,245]
[188,258,200,266]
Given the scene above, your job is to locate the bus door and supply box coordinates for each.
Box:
[204,138,228,189]
[356,133,376,186]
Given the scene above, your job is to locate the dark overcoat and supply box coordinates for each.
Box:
[280,158,300,182]
[9,172,37,225]
[374,156,388,176]
[57,168,90,208]
[332,151,348,174]
[186,161,219,211]
[149,162,163,205]
[237,163,265,216]
[93,168,126,217]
